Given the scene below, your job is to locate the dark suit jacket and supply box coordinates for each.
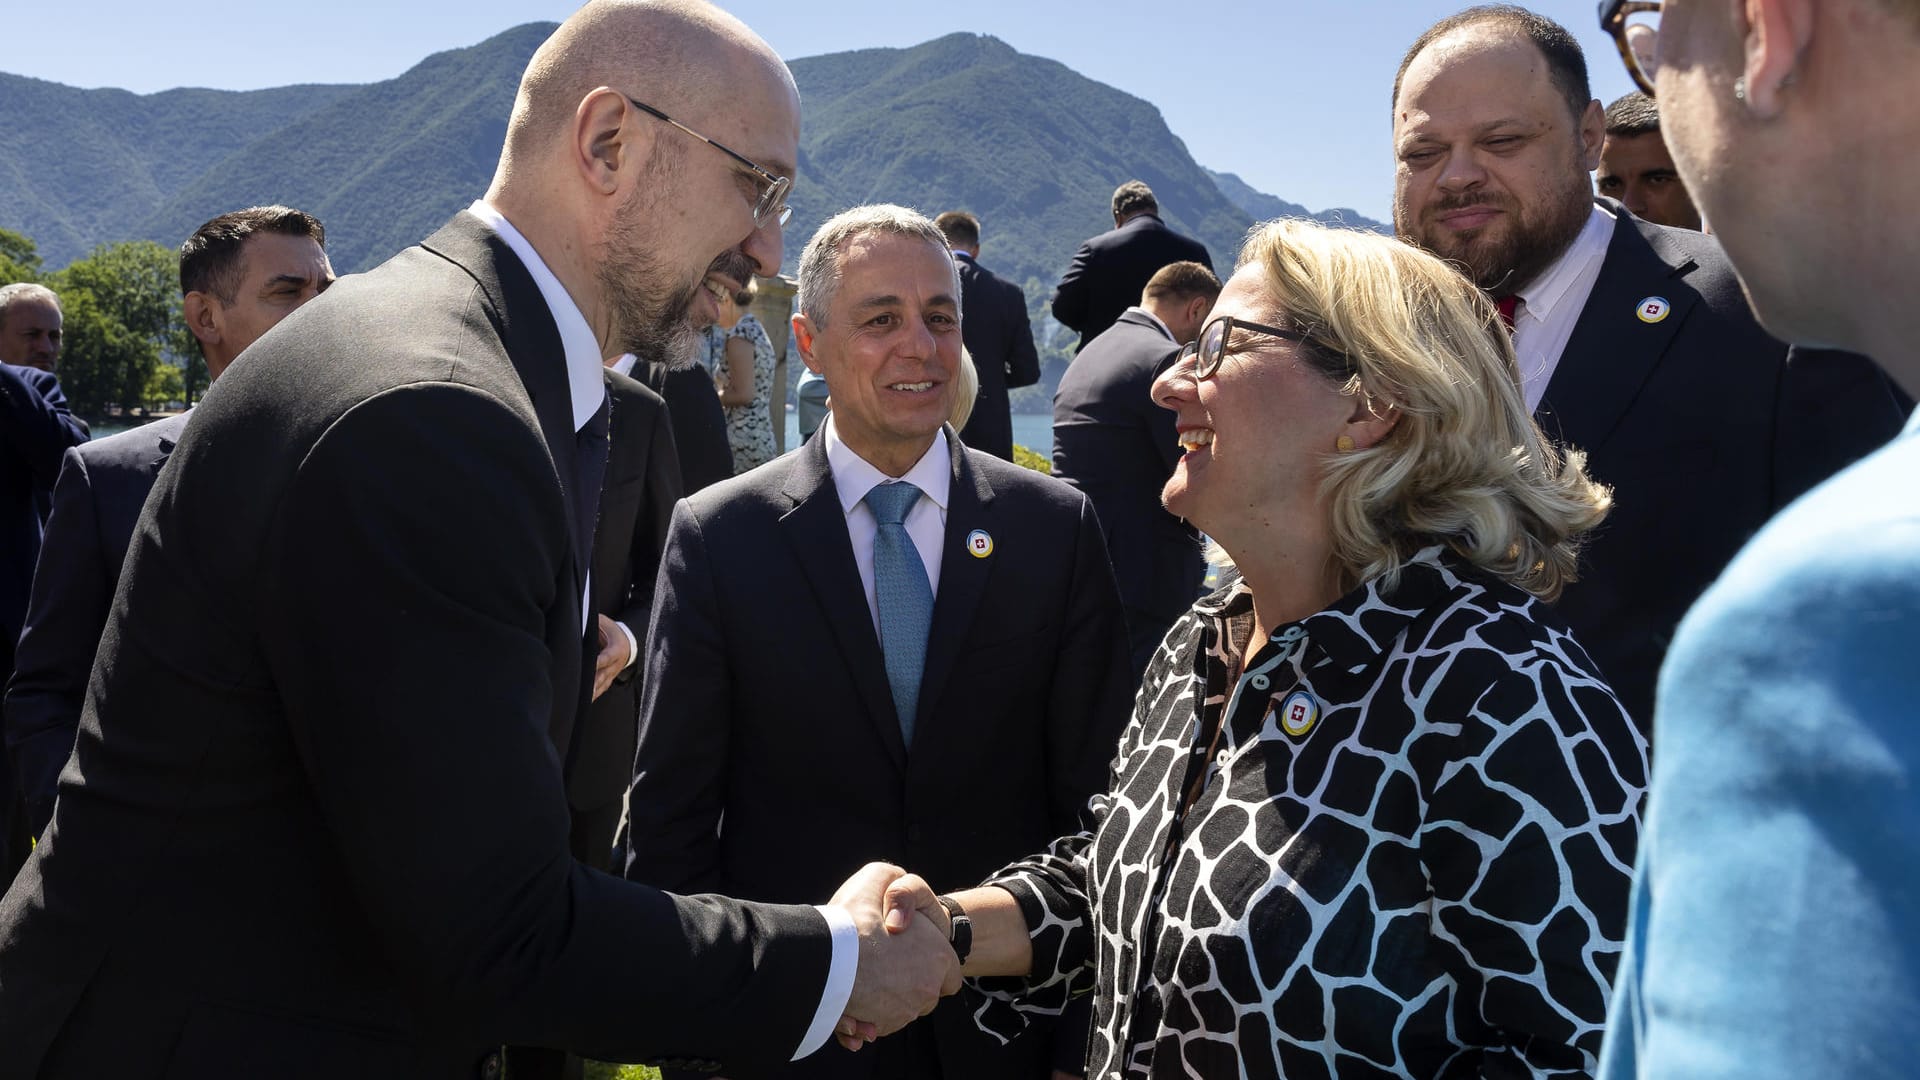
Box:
[953,254,1040,461]
[633,359,734,496]
[0,361,87,873]
[0,213,830,1080]
[0,363,88,675]
[1050,213,1213,352]
[569,370,680,833]
[1536,203,1910,728]
[1051,310,1203,676]
[5,411,190,843]
[624,427,1131,1080]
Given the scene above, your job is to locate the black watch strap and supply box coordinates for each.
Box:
[936,894,972,965]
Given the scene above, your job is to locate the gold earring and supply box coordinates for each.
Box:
[1336,435,1355,452]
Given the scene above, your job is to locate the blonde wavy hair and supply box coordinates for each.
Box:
[1231,218,1610,601]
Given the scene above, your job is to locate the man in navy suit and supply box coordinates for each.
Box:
[1050,181,1213,353]
[1053,259,1219,679]
[4,206,332,852]
[626,205,1130,1080]
[934,211,1039,461]
[0,282,88,875]
[1391,6,1909,728]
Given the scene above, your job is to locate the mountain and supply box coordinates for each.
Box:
[1205,168,1387,236]
[2,26,1383,302]
[0,74,359,266]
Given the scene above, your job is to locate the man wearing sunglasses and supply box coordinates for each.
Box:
[1390,4,1906,731]
[0,2,959,1076]
[1596,0,1920,1076]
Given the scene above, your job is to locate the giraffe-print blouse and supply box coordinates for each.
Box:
[968,547,1648,1078]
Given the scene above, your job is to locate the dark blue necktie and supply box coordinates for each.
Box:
[572,391,610,602]
[864,481,933,744]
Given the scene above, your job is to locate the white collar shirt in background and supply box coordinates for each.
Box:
[1511,203,1615,411]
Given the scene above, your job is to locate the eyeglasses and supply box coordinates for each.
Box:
[623,95,793,229]
[1600,0,1663,97]
[1181,314,1320,380]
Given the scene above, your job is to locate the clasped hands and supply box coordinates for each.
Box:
[827,861,956,1052]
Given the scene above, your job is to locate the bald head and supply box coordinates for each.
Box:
[497,0,795,183]
[478,0,800,367]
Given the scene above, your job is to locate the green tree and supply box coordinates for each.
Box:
[0,227,41,286]
[46,241,184,418]
[50,289,152,418]
[145,362,186,411]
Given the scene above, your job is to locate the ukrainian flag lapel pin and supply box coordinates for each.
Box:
[966,529,993,558]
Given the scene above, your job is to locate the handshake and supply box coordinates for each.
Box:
[827,861,961,1052]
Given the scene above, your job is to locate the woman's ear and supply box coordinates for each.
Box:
[1342,393,1401,450]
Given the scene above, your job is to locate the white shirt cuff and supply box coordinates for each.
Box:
[614,620,640,672]
[793,904,858,1061]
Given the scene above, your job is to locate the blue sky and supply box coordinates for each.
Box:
[8,1,1635,222]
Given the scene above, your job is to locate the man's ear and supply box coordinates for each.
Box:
[1741,0,1814,119]
[183,291,222,350]
[1184,296,1213,335]
[792,313,824,374]
[575,88,649,196]
[1577,98,1606,171]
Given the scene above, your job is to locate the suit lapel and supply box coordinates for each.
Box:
[915,431,996,741]
[779,435,910,771]
[1535,208,1698,453]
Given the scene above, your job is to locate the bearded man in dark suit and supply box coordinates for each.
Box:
[0,4,956,1076]
[1050,181,1213,353]
[5,206,332,851]
[1391,5,1910,727]
[625,204,1131,1080]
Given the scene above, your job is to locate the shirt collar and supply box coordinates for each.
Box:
[951,249,975,263]
[465,199,606,432]
[1192,546,1465,670]
[823,417,952,516]
[1125,305,1176,342]
[1514,203,1615,324]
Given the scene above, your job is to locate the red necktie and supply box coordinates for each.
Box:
[1494,294,1521,332]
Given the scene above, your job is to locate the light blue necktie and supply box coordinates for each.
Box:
[864,481,933,744]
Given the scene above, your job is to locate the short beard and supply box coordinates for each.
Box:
[1402,157,1594,295]
[598,188,704,370]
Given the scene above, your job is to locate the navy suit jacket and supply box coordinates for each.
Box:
[1535,203,1909,727]
[0,361,87,872]
[625,427,1131,1080]
[1050,213,1212,352]
[1052,309,1203,675]
[632,359,733,496]
[953,254,1040,460]
[0,213,830,1079]
[5,411,189,843]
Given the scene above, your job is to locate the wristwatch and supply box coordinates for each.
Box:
[935,894,972,965]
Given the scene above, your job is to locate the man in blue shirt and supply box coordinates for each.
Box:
[1597,0,1920,1074]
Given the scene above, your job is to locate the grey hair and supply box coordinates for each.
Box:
[0,282,59,331]
[795,204,960,328]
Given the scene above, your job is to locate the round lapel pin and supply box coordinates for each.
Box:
[1279,690,1319,737]
[1635,296,1670,324]
[965,529,994,558]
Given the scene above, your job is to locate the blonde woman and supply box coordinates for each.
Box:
[874,219,1648,1078]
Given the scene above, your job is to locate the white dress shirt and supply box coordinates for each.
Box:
[1510,204,1616,410]
[464,205,855,1062]
[1122,304,1176,343]
[823,418,951,638]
